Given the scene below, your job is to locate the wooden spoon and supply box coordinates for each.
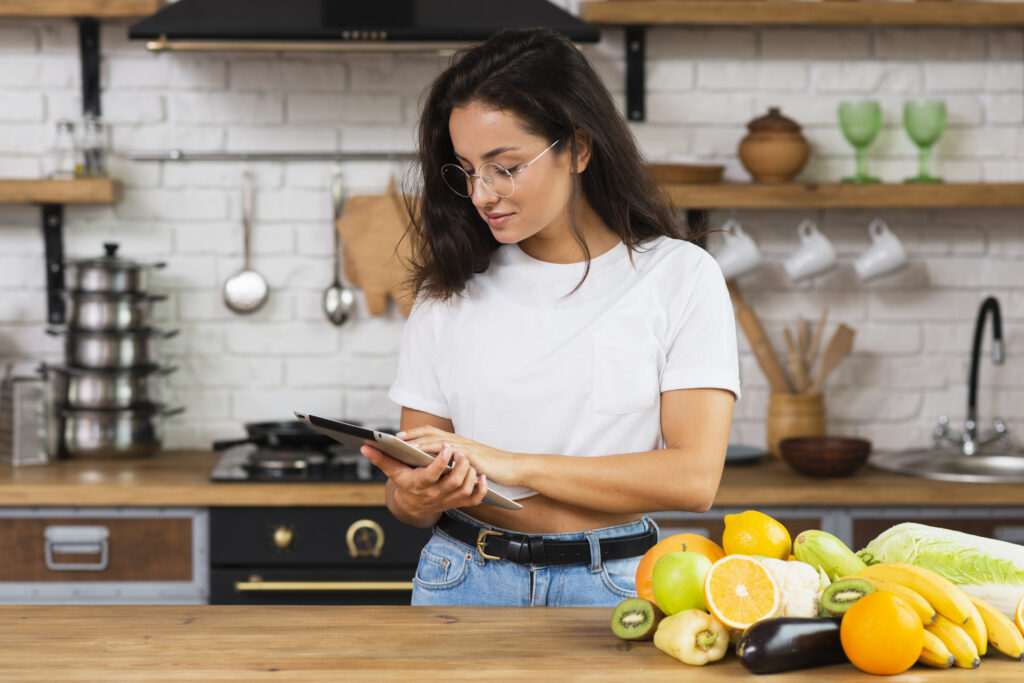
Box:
[727,281,793,393]
[808,323,856,394]
[805,307,829,375]
[783,328,810,393]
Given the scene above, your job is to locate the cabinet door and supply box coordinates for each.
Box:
[0,517,192,582]
[853,517,1024,551]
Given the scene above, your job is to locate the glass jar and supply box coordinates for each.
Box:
[80,114,107,177]
[51,119,78,179]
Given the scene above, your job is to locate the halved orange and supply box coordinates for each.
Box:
[1016,593,1024,635]
[703,555,781,630]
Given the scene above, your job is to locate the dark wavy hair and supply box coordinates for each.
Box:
[405,27,685,301]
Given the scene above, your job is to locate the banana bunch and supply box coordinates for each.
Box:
[858,562,1024,669]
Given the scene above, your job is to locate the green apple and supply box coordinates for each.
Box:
[651,551,712,615]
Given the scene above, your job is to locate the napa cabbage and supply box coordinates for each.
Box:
[857,522,1024,617]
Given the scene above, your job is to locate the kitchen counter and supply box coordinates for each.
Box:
[0,605,1020,681]
[1,450,1022,507]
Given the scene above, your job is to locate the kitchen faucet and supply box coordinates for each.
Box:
[933,296,1010,455]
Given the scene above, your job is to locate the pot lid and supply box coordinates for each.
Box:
[69,243,149,271]
[747,107,802,133]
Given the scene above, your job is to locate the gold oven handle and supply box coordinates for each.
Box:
[234,578,413,593]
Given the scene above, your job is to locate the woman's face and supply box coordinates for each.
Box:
[448,101,577,246]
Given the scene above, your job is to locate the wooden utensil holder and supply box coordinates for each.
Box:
[767,392,825,458]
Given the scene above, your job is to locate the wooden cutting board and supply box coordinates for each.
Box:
[335,178,416,317]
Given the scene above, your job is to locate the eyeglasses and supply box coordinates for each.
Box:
[440,139,560,199]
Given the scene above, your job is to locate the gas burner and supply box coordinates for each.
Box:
[209,443,388,483]
[244,450,327,480]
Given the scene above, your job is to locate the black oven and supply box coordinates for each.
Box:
[209,506,431,605]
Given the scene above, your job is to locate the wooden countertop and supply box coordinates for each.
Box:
[0,605,1020,681]
[0,450,1021,507]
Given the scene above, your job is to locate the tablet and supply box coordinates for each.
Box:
[293,412,522,511]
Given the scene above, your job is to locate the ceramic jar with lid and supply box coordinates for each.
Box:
[738,107,810,183]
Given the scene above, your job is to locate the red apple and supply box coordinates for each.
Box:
[651,551,712,615]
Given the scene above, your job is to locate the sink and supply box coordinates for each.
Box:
[871,449,1024,483]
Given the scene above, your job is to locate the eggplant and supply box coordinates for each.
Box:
[736,617,847,675]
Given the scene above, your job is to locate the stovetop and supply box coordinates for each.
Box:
[210,444,387,483]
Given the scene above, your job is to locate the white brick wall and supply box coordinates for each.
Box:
[0,15,1021,453]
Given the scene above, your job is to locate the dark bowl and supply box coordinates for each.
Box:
[779,436,872,478]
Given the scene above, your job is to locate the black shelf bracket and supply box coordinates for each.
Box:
[625,26,646,121]
[40,18,101,325]
[78,18,101,118]
[42,204,66,325]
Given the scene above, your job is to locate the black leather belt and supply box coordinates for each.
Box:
[436,513,657,566]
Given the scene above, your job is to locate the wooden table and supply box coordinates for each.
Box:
[0,605,1020,681]
[1,450,1022,507]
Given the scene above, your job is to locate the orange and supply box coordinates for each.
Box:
[635,533,725,602]
[1016,593,1024,635]
[702,554,781,630]
[721,510,791,560]
[840,591,924,675]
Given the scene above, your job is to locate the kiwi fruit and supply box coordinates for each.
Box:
[820,577,875,617]
[610,598,664,641]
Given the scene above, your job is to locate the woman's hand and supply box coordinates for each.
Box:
[360,441,489,518]
[396,425,521,486]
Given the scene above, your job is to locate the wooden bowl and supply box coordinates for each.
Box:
[648,163,725,184]
[779,436,872,478]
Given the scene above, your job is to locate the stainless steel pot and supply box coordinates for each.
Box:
[61,405,184,459]
[48,329,178,369]
[66,242,166,293]
[67,291,166,332]
[44,364,176,410]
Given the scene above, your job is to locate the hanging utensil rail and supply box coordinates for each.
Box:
[124,150,417,162]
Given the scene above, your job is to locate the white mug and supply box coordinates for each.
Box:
[854,218,908,281]
[784,219,837,281]
[712,219,763,280]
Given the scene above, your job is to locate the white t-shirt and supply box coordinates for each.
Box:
[388,236,740,500]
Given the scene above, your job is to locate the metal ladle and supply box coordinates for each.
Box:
[322,170,355,325]
[223,169,269,314]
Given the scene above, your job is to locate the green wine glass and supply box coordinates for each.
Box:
[903,99,946,183]
[838,100,882,183]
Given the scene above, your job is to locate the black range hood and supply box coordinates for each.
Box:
[129,0,599,51]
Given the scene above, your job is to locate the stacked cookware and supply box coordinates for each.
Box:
[44,243,183,458]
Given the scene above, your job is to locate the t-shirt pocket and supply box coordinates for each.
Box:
[592,342,661,414]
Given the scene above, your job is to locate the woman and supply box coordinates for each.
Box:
[360,27,739,607]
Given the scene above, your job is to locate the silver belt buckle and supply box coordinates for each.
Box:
[476,528,503,561]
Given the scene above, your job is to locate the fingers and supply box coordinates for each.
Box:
[364,440,485,513]
[359,445,411,479]
[426,445,454,482]
[396,425,447,442]
[470,473,489,506]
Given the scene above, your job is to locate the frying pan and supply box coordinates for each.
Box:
[212,420,341,451]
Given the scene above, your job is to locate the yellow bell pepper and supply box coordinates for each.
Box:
[653,609,730,666]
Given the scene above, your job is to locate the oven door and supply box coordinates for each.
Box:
[209,506,431,605]
[212,567,418,605]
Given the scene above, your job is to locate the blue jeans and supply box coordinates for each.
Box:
[410,509,659,607]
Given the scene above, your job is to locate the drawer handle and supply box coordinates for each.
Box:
[43,525,109,571]
[234,578,413,593]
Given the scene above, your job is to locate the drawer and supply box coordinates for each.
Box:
[0,517,191,582]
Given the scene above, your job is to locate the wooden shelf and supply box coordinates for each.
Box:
[659,182,1024,209]
[0,178,119,205]
[0,0,160,18]
[583,1,1024,26]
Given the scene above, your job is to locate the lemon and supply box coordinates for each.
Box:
[722,510,792,559]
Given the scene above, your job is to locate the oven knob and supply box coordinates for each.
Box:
[345,519,385,558]
[271,525,295,550]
